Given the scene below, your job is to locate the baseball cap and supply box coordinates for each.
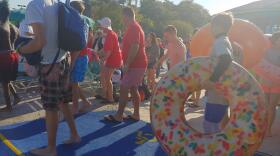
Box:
[98,17,112,30]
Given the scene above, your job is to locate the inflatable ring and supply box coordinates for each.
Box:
[254,59,280,84]
[190,19,267,68]
[150,57,267,155]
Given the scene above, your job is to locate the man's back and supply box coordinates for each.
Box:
[26,0,67,64]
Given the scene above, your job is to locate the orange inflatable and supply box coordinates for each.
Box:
[190,19,267,68]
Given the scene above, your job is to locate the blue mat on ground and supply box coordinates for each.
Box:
[0,111,272,156]
[0,111,166,156]
[0,141,14,156]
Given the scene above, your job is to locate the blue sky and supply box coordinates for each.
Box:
[9,0,259,14]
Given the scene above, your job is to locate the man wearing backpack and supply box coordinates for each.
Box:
[18,0,80,155]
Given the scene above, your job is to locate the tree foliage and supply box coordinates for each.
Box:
[83,0,210,38]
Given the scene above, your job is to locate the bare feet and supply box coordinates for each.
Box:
[63,136,81,145]
[30,147,57,156]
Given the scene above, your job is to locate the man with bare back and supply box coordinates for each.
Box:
[155,25,186,70]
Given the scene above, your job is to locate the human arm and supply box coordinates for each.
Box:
[203,40,233,89]
[154,49,168,69]
[18,2,46,54]
[123,44,139,72]
[123,27,142,72]
[9,24,19,46]
[19,23,46,54]
[209,39,233,82]
[209,54,232,82]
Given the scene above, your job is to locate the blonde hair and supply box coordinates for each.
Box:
[211,12,234,34]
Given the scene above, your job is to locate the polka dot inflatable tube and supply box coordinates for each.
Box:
[150,57,267,156]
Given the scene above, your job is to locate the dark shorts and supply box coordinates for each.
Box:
[0,51,18,83]
[204,103,228,123]
[39,58,72,111]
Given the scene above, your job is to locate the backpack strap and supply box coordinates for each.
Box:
[45,49,60,76]
[45,0,61,76]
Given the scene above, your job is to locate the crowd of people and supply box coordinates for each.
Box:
[0,0,279,155]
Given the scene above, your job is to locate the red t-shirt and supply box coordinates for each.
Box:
[103,30,122,68]
[80,39,93,56]
[122,21,147,68]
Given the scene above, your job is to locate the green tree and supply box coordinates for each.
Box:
[83,0,210,38]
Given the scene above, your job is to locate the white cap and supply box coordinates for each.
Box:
[98,17,112,30]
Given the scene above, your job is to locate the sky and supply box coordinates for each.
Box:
[9,0,259,14]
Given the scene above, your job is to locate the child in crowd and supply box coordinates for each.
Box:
[203,12,234,134]
[70,1,95,114]
[155,25,186,70]
[98,17,122,103]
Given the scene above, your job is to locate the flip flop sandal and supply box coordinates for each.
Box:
[104,115,122,123]
[123,115,140,122]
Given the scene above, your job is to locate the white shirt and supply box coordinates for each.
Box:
[207,35,233,105]
[19,19,33,38]
[25,0,67,64]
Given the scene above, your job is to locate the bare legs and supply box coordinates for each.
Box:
[147,69,156,92]
[60,104,81,143]
[113,85,129,121]
[31,104,80,156]
[189,90,201,107]
[130,86,140,120]
[100,67,115,102]
[72,83,91,114]
[0,82,20,112]
[108,85,141,121]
